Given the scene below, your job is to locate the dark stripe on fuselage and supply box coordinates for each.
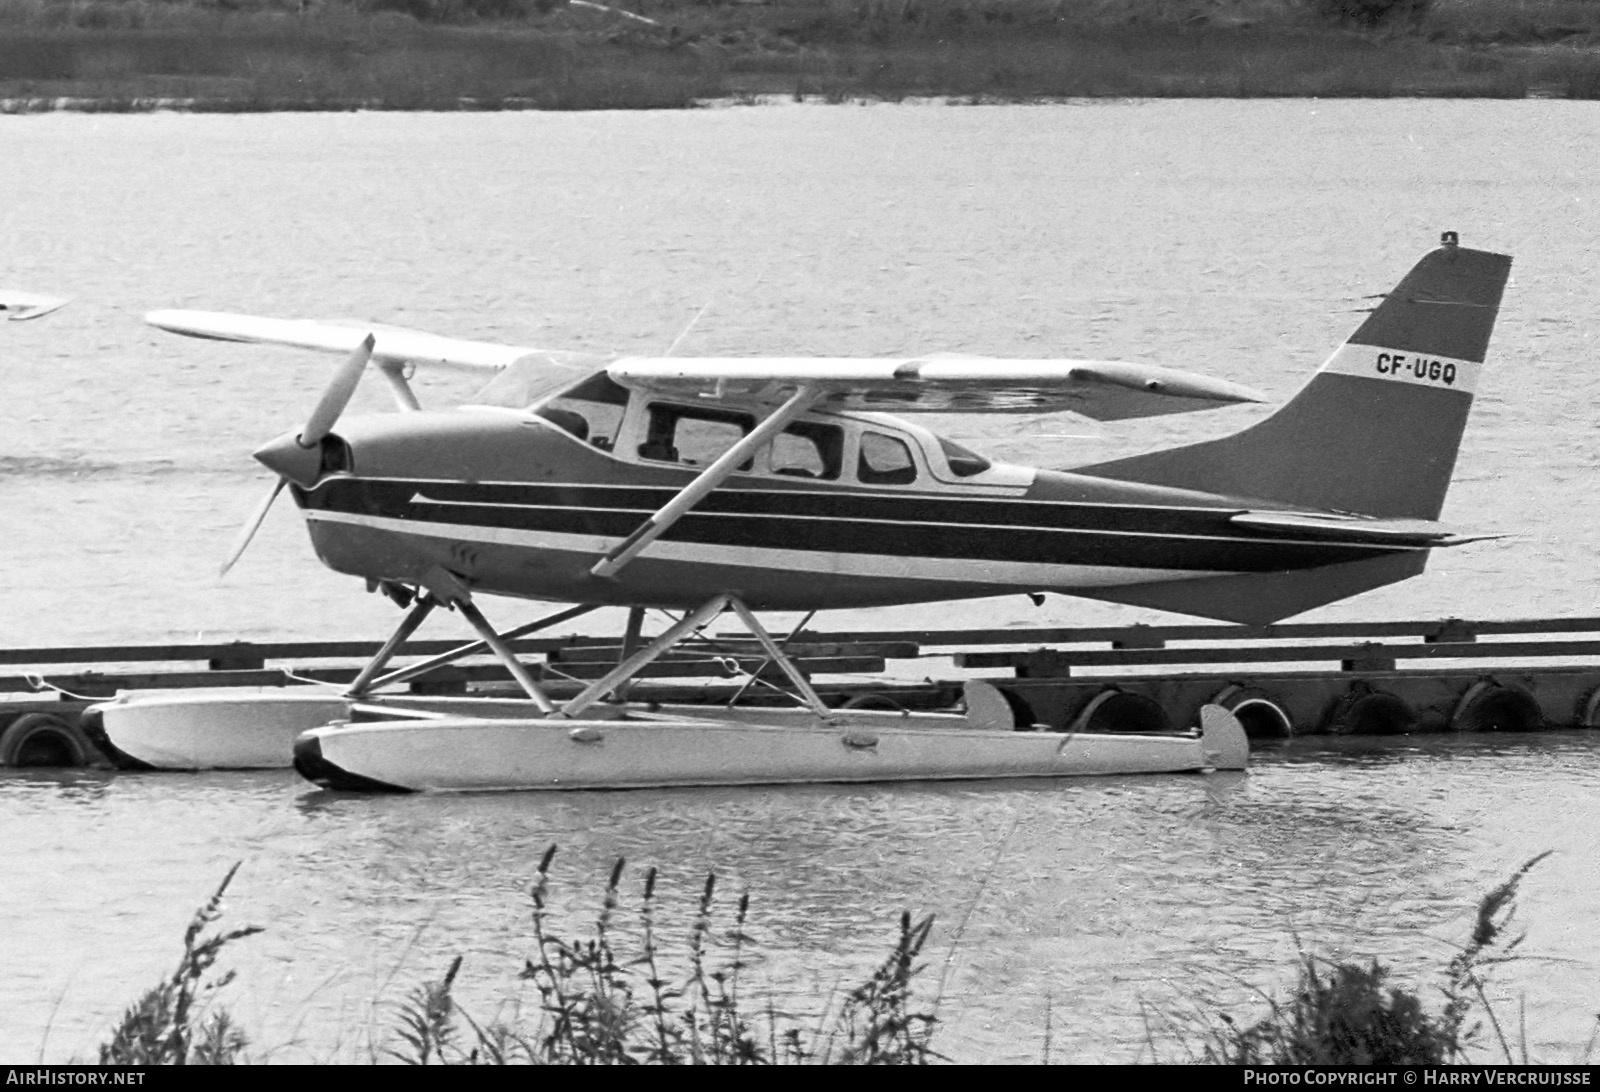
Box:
[297,478,1398,574]
[310,478,1271,535]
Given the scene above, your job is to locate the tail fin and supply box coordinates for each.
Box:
[1077,234,1511,521]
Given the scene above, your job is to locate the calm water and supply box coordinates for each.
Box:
[1,101,1599,1062]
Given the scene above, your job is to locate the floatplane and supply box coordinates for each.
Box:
[84,233,1510,791]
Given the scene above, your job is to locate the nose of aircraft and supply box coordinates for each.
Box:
[253,429,332,487]
[253,332,375,487]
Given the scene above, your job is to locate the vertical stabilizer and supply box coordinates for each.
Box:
[1076,235,1511,520]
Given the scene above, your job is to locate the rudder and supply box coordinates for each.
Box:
[1076,234,1512,520]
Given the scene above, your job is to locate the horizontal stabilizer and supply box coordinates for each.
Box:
[1229,510,1496,547]
[1,291,69,321]
[146,310,537,372]
[608,356,1267,420]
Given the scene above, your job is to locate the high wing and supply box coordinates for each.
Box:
[2,291,69,321]
[606,356,1267,420]
[145,309,535,372]
[146,311,1267,419]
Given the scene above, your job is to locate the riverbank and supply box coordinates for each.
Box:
[79,851,1554,1064]
[2,0,1599,112]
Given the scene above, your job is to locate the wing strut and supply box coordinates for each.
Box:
[378,361,422,411]
[589,384,821,580]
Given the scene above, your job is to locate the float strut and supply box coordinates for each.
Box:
[729,598,832,719]
[611,606,647,703]
[561,594,730,719]
[361,603,596,696]
[454,597,558,713]
[725,608,816,708]
[344,593,438,698]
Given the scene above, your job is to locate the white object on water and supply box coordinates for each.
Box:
[82,683,1249,787]
[0,292,69,321]
[291,693,1249,793]
[82,688,354,770]
[80,687,570,770]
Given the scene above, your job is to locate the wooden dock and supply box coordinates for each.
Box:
[3,615,1598,767]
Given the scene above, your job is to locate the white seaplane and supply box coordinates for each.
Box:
[84,233,1511,791]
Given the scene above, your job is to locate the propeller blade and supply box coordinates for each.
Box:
[220,478,286,577]
[298,333,374,449]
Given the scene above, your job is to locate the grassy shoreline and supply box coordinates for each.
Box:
[80,849,1560,1064]
[2,0,1600,112]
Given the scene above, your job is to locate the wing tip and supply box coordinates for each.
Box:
[1,293,70,322]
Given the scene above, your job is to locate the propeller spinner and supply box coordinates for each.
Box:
[220,334,374,576]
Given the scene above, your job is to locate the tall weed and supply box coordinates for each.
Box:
[89,849,1575,1064]
[1200,853,1552,1065]
[97,863,262,1066]
[385,844,941,1064]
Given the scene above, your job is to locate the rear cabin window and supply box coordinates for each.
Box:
[938,436,991,478]
[858,431,918,486]
[770,421,844,480]
[639,404,756,469]
[535,373,630,452]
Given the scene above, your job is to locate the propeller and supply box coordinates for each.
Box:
[219,479,286,577]
[220,334,375,576]
[299,334,375,449]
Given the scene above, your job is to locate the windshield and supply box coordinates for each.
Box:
[470,351,611,409]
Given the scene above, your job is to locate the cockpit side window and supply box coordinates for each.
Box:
[858,431,918,486]
[535,372,630,452]
[639,403,756,469]
[771,421,844,480]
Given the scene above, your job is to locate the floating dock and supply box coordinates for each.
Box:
[2,615,1598,768]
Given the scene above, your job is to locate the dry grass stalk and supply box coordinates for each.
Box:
[98,862,262,1066]
[385,844,940,1064]
[1199,853,1553,1066]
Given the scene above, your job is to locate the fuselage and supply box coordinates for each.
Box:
[283,387,1411,613]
